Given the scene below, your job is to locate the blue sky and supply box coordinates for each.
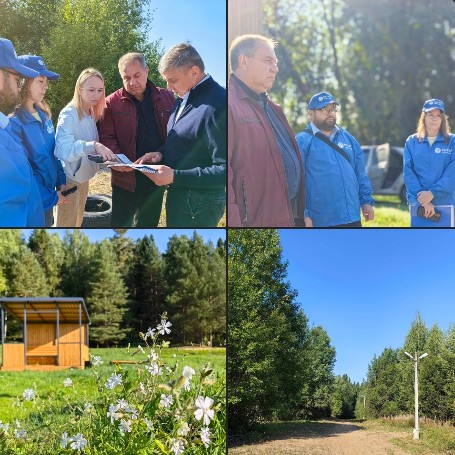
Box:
[22,229,225,253]
[279,229,455,384]
[147,0,226,86]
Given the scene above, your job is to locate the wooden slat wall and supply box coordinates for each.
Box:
[59,323,87,344]
[27,324,56,347]
[60,344,82,367]
[3,344,24,368]
[228,0,263,49]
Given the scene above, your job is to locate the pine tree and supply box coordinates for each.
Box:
[85,240,128,347]
[28,229,64,296]
[164,235,197,344]
[60,231,95,298]
[127,235,166,339]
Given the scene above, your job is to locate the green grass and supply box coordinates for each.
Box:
[0,346,225,421]
[364,195,410,227]
[359,419,455,454]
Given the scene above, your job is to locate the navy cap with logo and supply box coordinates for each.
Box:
[18,55,60,81]
[422,99,445,113]
[308,91,340,110]
[0,38,39,78]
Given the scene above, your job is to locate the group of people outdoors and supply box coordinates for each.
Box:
[228,34,455,227]
[0,37,226,227]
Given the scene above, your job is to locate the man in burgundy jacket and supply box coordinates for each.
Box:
[99,52,174,227]
[228,35,305,227]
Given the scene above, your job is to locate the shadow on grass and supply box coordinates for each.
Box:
[228,419,361,448]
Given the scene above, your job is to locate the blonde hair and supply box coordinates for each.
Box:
[72,68,105,122]
[416,110,451,143]
[17,77,52,120]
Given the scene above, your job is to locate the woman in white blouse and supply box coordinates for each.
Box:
[54,67,117,227]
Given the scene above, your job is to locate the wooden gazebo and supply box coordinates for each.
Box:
[0,297,90,371]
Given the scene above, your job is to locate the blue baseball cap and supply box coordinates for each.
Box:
[0,38,39,78]
[308,91,339,110]
[422,99,445,113]
[18,55,60,80]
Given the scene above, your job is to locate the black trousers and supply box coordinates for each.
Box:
[111,173,164,227]
[166,188,225,227]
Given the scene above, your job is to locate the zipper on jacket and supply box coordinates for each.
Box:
[241,179,248,224]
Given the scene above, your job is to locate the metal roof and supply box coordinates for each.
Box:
[0,298,90,324]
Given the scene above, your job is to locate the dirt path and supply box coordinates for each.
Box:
[229,420,413,455]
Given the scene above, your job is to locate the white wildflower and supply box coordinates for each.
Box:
[118,419,132,435]
[14,428,26,439]
[177,421,190,436]
[159,393,174,409]
[70,433,87,451]
[148,349,158,361]
[105,373,122,390]
[145,327,156,340]
[140,382,147,395]
[143,418,154,432]
[107,404,121,423]
[0,421,10,433]
[84,402,93,413]
[201,426,211,448]
[194,396,215,426]
[22,388,35,401]
[146,362,162,376]
[91,355,103,366]
[170,438,185,455]
[182,366,195,379]
[117,398,128,409]
[157,319,172,335]
[61,432,72,448]
[138,345,145,354]
[63,378,73,387]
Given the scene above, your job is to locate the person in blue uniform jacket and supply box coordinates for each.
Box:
[0,38,44,227]
[295,92,374,227]
[10,55,67,226]
[403,99,455,220]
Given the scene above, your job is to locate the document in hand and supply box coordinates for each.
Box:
[107,163,158,174]
[410,205,454,227]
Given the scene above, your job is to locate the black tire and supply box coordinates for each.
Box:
[399,185,407,204]
[82,194,112,227]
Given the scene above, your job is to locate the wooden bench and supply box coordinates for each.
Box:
[26,346,58,357]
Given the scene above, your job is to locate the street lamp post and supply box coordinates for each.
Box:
[360,394,366,419]
[404,351,428,440]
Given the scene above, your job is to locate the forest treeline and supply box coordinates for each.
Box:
[357,313,455,423]
[0,230,226,347]
[263,0,455,146]
[0,0,164,121]
[228,229,358,431]
[228,229,454,433]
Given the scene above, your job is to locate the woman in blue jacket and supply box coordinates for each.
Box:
[403,99,455,222]
[9,55,67,226]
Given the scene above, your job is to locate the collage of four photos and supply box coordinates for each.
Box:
[0,0,455,454]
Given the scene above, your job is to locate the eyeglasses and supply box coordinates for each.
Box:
[1,68,26,88]
[319,106,339,114]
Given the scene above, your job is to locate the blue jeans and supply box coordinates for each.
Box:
[166,188,225,227]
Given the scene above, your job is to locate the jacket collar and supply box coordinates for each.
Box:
[229,73,268,103]
[16,105,46,125]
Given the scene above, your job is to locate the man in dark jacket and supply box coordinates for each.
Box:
[136,43,226,227]
[228,34,305,227]
[98,52,174,227]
